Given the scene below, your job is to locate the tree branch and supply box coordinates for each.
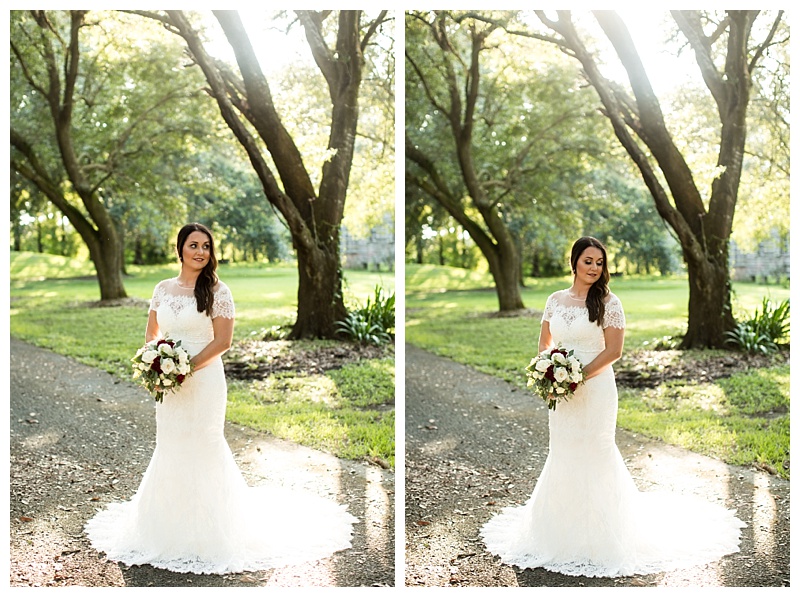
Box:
[361,10,388,52]
[749,10,784,72]
[670,11,727,107]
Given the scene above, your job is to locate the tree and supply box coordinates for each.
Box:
[135,10,391,339]
[531,10,787,347]
[10,10,212,299]
[406,11,605,311]
[406,11,524,311]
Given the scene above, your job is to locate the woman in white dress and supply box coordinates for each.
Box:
[85,222,356,575]
[480,236,744,578]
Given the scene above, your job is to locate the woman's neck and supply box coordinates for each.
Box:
[176,268,200,288]
[568,283,590,300]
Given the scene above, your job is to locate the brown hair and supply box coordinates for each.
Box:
[570,236,610,327]
[176,222,218,317]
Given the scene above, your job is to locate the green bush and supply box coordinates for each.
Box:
[336,285,395,345]
[726,298,790,354]
[360,284,395,331]
[336,312,392,346]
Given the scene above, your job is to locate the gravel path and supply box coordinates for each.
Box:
[9,337,395,587]
[404,343,790,587]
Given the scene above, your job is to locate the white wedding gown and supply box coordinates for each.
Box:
[480,290,745,577]
[85,278,357,574]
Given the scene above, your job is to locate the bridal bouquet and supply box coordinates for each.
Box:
[132,337,193,402]
[525,345,584,410]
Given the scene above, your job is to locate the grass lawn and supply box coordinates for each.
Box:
[10,251,396,467]
[406,263,790,479]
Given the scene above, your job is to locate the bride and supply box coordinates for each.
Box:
[85,222,356,575]
[480,236,745,578]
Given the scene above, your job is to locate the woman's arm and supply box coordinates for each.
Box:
[190,316,235,372]
[538,320,553,353]
[582,326,625,380]
[145,310,160,343]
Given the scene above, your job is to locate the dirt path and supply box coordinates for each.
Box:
[9,337,394,587]
[404,344,789,587]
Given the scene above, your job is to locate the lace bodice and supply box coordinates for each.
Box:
[149,278,235,349]
[542,289,625,358]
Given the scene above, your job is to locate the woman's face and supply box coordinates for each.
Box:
[574,246,604,287]
[181,231,212,272]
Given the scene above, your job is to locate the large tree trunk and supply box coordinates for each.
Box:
[87,235,128,300]
[485,247,524,311]
[292,242,348,339]
[684,248,736,348]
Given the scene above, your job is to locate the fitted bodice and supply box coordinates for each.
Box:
[149,278,235,352]
[542,290,625,362]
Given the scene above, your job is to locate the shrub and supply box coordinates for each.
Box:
[336,285,395,346]
[726,298,789,354]
[360,285,395,332]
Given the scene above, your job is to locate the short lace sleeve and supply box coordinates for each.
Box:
[542,293,558,323]
[149,282,166,313]
[211,282,235,320]
[603,294,626,329]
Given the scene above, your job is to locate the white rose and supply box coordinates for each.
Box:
[554,367,569,383]
[158,343,174,356]
[161,358,176,375]
[571,372,583,384]
[162,378,173,386]
[178,362,191,375]
[535,359,551,372]
[552,352,567,366]
[555,386,566,394]
[141,350,159,364]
